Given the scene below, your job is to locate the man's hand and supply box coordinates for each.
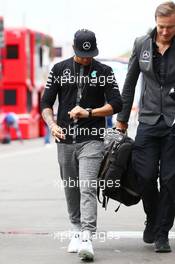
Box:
[116,121,128,133]
[50,123,65,141]
[68,106,89,120]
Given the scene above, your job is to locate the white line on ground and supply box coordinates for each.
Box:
[52,231,175,240]
[1,230,175,239]
[108,231,175,239]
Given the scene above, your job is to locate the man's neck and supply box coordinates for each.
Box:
[73,56,81,64]
[156,36,172,55]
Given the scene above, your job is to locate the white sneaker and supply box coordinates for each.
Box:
[67,232,81,253]
[78,239,94,261]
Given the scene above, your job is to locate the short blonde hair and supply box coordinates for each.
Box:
[155,1,175,19]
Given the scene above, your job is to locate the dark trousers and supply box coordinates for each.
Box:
[133,116,175,239]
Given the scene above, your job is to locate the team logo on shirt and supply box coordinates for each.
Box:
[63,69,71,76]
[142,50,150,60]
[91,70,97,77]
[83,42,91,50]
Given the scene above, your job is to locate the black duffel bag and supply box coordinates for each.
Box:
[97,129,140,211]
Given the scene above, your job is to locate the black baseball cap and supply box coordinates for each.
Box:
[73,29,99,57]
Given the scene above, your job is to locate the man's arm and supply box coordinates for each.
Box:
[91,104,113,116]
[116,38,141,131]
[42,108,65,140]
[103,66,123,115]
[41,65,65,141]
[68,104,113,120]
[42,108,55,128]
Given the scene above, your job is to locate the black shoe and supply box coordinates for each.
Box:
[154,238,171,253]
[143,220,156,244]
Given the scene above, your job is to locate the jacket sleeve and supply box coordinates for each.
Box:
[40,65,59,112]
[117,38,141,122]
[104,66,123,114]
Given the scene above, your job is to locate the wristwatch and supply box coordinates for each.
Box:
[86,108,93,118]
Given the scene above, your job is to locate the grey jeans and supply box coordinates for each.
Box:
[57,140,104,232]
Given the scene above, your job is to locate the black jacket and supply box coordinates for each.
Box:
[41,57,122,143]
[117,28,175,126]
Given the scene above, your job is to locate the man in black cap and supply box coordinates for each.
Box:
[41,29,122,261]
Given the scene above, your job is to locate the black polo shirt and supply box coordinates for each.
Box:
[41,57,122,143]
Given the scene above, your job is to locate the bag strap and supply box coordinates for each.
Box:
[97,185,102,204]
[115,203,121,213]
[102,196,109,210]
[102,196,121,213]
[71,65,84,142]
[76,65,84,106]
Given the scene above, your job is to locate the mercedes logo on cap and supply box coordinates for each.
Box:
[83,42,91,50]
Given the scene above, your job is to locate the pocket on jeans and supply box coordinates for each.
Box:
[84,140,104,158]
